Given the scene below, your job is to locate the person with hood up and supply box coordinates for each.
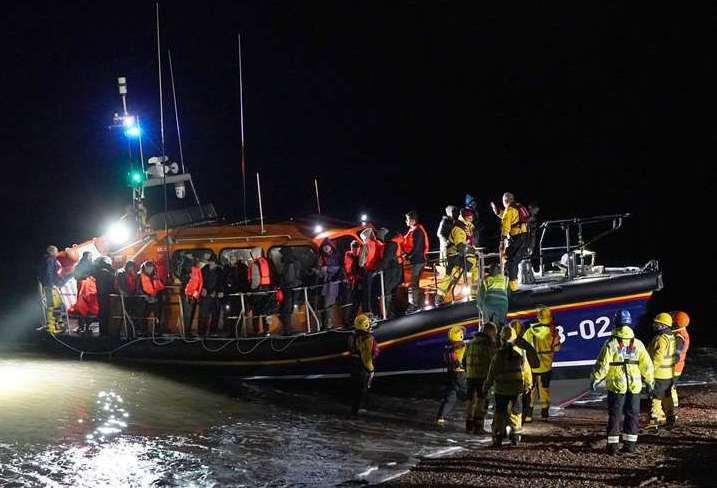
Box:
[590,310,654,454]
[403,210,430,313]
[199,255,222,337]
[319,238,342,327]
[93,256,116,337]
[279,247,303,335]
[182,256,203,337]
[116,260,141,337]
[483,325,533,447]
[73,252,94,290]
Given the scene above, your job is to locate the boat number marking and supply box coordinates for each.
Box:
[555,316,611,344]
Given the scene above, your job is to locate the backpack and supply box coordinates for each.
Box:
[512,203,530,227]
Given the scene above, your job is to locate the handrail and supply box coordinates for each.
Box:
[174,234,293,243]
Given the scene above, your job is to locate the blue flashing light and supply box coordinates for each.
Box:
[124,126,141,138]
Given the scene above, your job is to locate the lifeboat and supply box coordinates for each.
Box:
[40,210,662,381]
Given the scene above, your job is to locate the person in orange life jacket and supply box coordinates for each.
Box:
[319,238,342,327]
[491,192,529,292]
[180,255,202,337]
[403,210,430,313]
[139,260,167,335]
[75,274,99,336]
[376,230,404,318]
[359,227,385,315]
[92,256,116,337]
[342,240,362,325]
[199,256,223,337]
[116,260,142,338]
[247,251,275,336]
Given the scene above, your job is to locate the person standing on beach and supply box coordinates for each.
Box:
[464,322,498,434]
[669,311,691,424]
[436,326,468,425]
[590,310,654,454]
[348,314,379,415]
[647,313,677,426]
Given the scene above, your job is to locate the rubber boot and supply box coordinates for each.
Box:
[621,441,637,454]
[606,443,619,456]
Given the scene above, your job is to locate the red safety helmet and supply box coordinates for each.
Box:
[671,311,690,329]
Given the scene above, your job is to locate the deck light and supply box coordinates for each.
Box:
[360,213,368,223]
[314,224,324,234]
[124,126,141,138]
[107,222,131,245]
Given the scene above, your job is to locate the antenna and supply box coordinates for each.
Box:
[256,172,265,234]
[168,49,203,215]
[156,2,165,157]
[314,178,321,215]
[238,33,248,224]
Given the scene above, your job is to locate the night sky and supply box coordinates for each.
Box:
[0,2,713,342]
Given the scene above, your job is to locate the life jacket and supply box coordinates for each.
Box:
[465,334,497,379]
[591,326,654,394]
[348,331,377,372]
[403,224,430,259]
[443,341,466,373]
[184,265,203,299]
[248,256,272,286]
[490,345,531,395]
[362,239,384,272]
[673,327,690,375]
[343,250,361,285]
[511,203,530,228]
[523,323,561,373]
[76,276,99,316]
[140,273,165,296]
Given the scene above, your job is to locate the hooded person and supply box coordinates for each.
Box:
[319,238,342,327]
[115,260,141,338]
[342,240,362,325]
[590,310,654,454]
[375,230,404,318]
[403,210,430,313]
[358,227,384,314]
[92,256,116,337]
[483,325,533,447]
[278,247,303,335]
[199,255,222,337]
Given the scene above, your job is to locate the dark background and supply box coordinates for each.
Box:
[0,2,713,343]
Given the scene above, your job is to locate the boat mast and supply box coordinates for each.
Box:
[256,172,265,234]
[156,1,170,279]
[314,178,321,215]
[238,33,248,224]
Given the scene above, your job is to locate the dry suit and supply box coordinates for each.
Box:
[522,321,561,419]
[501,205,527,289]
[348,330,377,414]
[438,217,477,301]
[436,341,468,420]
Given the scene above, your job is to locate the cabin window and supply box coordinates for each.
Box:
[219,247,263,266]
[268,246,318,276]
[171,248,215,278]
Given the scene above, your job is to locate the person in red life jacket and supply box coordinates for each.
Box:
[343,240,362,326]
[139,260,167,335]
[93,256,116,337]
[669,311,691,424]
[248,251,276,336]
[116,260,142,338]
[358,227,385,315]
[199,256,222,337]
[319,238,342,328]
[75,274,99,335]
[403,210,430,313]
[183,257,204,337]
[376,230,404,318]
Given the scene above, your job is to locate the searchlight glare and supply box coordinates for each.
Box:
[314,224,324,234]
[124,126,141,138]
[122,115,136,128]
[107,222,130,245]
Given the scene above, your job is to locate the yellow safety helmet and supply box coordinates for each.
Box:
[537,305,553,325]
[509,319,524,337]
[501,325,517,343]
[354,314,372,332]
[654,312,673,328]
[448,326,465,342]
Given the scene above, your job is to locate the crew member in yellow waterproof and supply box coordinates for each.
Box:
[491,192,528,292]
[669,311,691,424]
[348,314,379,415]
[464,322,498,434]
[39,245,64,333]
[647,313,677,426]
[522,305,561,421]
[436,208,477,305]
[483,325,532,447]
[436,326,467,425]
[590,310,654,454]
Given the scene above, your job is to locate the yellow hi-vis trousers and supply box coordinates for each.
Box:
[44,286,63,334]
[531,372,551,409]
[650,379,676,421]
[670,373,681,409]
[438,256,478,298]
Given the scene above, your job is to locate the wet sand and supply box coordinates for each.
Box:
[380,383,717,487]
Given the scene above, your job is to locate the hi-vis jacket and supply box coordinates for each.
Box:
[522,323,561,373]
[484,344,532,395]
[591,326,654,394]
[465,333,498,380]
[648,329,676,380]
[446,217,474,258]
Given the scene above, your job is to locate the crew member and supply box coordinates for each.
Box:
[436,326,467,426]
[465,322,498,434]
[522,305,561,421]
[348,314,379,415]
[403,210,429,313]
[590,310,654,454]
[647,313,677,426]
[437,207,477,304]
[437,206,458,263]
[670,311,691,423]
[199,256,222,337]
[39,245,64,333]
[483,325,532,447]
[139,260,166,335]
[491,192,528,292]
[479,264,508,326]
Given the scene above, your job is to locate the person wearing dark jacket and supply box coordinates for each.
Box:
[222,254,249,328]
[319,238,342,327]
[279,247,303,335]
[93,256,116,337]
[377,231,404,318]
[74,252,94,288]
[403,211,429,312]
[199,256,223,336]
